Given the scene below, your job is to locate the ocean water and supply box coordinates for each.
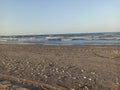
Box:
[0,32,120,45]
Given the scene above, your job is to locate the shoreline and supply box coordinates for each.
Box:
[0,44,120,90]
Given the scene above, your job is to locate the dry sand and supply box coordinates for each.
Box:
[0,44,120,90]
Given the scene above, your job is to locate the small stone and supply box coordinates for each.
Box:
[66,72,71,77]
[44,75,48,78]
[26,62,29,64]
[91,72,95,75]
[49,63,54,67]
[38,72,40,75]
[83,86,89,90]
[81,69,84,72]
[78,84,82,87]
[55,68,58,71]
[2,61,5,65]
[88,78,92,81]
[116,82,119,85]
[83,76,87,79]
[62,70,64,73]
[31,72,34,75]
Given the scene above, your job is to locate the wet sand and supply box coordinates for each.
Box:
[0,44,120,90]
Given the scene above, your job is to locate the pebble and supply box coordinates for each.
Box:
[81,69,84,72]
[37,72,40,75]
[83,76,87,79]
[116,82,119,85]
[83,86,89,90]
[44,75,48,78]
[2,61,5,65]
[62,70,64,73]
[88,78,92,81]
[91,72,95,75]
[66,72,71,77]
[55,68,58,71]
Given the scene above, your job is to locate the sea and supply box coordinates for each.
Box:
[0,32,120,45]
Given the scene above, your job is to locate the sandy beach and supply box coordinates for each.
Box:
[0,44,120,90]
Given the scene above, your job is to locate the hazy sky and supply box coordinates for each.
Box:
[0,0,120,35]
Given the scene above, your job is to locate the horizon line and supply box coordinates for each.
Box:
[0,31,119,36]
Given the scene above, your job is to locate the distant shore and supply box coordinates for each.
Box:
[0,44,120,90]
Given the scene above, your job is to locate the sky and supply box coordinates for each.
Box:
[0,0,120,35]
